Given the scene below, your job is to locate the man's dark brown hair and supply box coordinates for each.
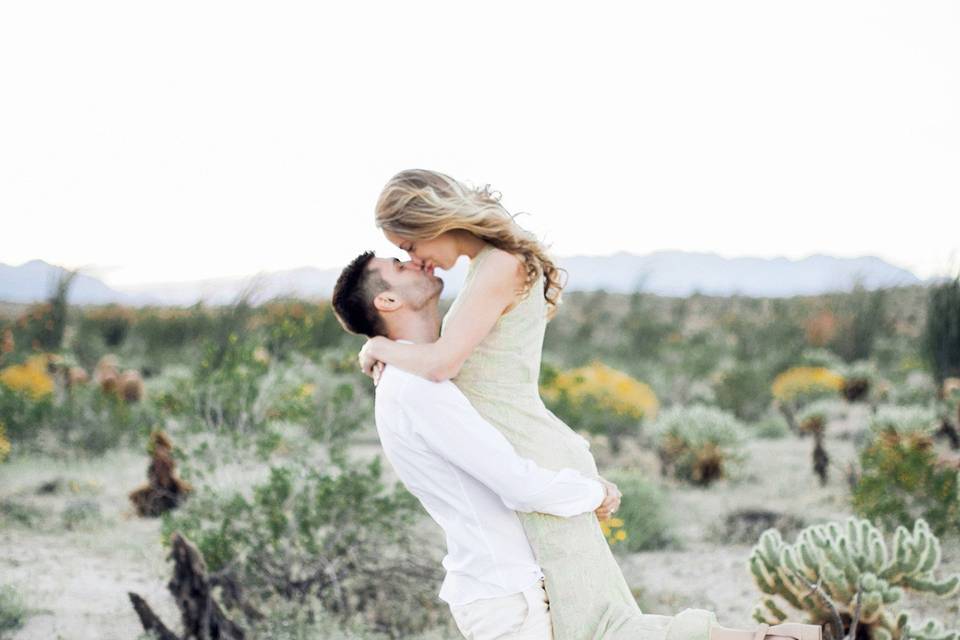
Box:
[331,251,391,338]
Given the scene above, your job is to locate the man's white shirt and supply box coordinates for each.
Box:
[373,350,605,607]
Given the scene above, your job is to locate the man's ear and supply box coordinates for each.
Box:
[372,290,402,313]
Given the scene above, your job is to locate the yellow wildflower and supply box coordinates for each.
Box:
[0,354,55,399]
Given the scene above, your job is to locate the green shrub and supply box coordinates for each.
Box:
[712,360,772,422]
[161,458,446,638]
[602,470,679,553]
[749,412,792,440]
[254,299,349,363]
[0,583,27,637]
[652,404,747,486]
[852,405,959,537]
[61,498,102,531]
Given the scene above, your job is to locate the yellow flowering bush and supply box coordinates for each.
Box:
[0,354,56,445]
[771,366,844,406]
[0,354,54,400]
[541,361,658,452]
[0,421,10,462]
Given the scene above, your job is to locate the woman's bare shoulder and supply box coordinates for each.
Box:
[477,247,526,284]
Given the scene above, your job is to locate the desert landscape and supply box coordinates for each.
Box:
[1,278,959,640]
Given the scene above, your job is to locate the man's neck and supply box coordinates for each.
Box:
[386,307,441,344]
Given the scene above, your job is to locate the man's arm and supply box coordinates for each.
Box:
[398,375,605,518]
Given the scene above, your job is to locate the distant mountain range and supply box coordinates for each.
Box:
[0,252,935,307]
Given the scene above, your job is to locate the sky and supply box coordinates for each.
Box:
[1,1,958,287]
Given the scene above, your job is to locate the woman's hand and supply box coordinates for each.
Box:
[594,476,622,521]
[358,337,387,379]
[372,361,385,386]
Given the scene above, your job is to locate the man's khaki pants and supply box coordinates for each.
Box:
[449,578,553,639]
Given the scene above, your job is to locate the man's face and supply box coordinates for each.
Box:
[368,257,444,311]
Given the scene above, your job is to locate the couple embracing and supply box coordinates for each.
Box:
[331,169,819,640]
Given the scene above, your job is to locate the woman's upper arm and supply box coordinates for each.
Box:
[436,250,526,378]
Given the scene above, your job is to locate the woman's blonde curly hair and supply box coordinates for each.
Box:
[374,169,567,320]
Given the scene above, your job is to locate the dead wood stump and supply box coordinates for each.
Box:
[128,532,246,640]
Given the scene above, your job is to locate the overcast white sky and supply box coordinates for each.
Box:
[1,1,957,286]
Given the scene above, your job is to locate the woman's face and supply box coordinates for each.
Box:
[382,229,460,273]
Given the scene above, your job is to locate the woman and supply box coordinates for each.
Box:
[358,169,819,640]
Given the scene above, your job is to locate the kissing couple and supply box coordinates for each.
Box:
[331,169,820,640]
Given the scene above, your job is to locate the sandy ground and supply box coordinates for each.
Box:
[2,404,958,639]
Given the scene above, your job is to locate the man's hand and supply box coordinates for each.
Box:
[372,361,385,386]
[594,476,622,521]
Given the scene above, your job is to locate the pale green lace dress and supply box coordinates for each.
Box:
[440,244,718,640]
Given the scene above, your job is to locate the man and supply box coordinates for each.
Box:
[331,251,622,640]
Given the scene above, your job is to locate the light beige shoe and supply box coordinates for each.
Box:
[710,622,823,640]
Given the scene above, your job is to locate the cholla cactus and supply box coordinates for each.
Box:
[797,399,841,435]
[773,366,845,433]
[869,405,938,439]
[840,360,878,403]
[652,404,746,486]
[749,517,959,640]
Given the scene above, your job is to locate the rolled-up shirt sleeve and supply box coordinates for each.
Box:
[398,375,605,518]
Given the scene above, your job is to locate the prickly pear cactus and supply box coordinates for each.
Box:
[749,517,959,640]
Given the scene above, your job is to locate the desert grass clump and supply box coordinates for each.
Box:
[651,404,747,486]
[61,497,102,530]
[749,517,959,640]
[852,406,959,536]
[540,360,658,453]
